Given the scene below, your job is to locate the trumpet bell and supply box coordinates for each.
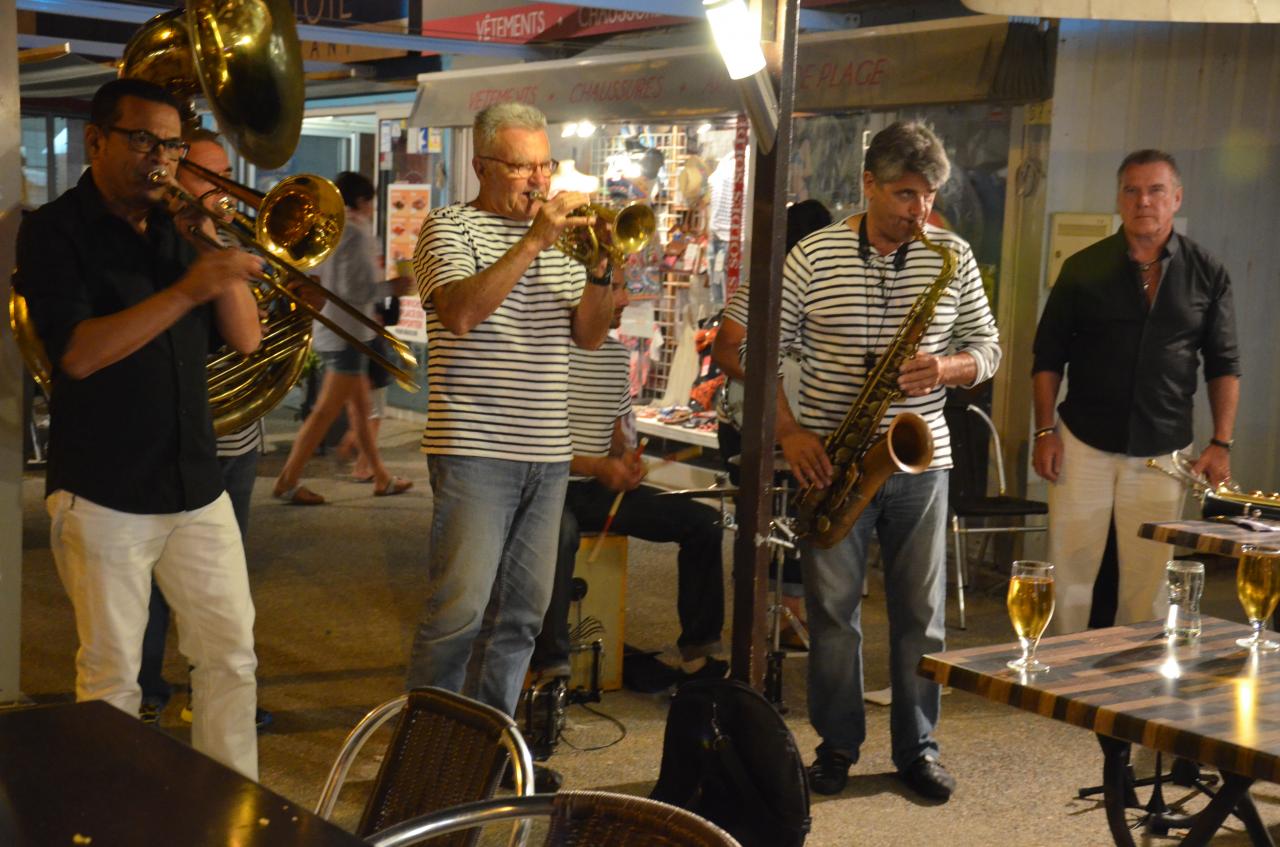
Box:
[555,201,657,267]
[607,202,657,260]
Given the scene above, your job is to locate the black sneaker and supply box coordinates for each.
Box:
[501,762,563,794]
[808,749,854,795]
[899,755,956,801]
[678,657,729,684]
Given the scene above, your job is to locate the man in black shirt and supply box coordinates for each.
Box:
[13,79,263,777]
[1032,149,1240,635]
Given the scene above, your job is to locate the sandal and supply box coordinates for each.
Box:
[374,476,414,497]
[350,473,375,484]
[273,484,326,505]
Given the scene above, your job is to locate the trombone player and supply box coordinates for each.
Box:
[406,103,613,746]
[13,79,262,778]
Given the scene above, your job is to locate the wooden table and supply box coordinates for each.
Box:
[0,700,367,846]
[1140,519,1280,558]
[920,618,1280,847]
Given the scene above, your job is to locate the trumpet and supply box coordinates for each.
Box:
[1147,450,1280,520]
[149,166,420,392]
[529,191,656,267]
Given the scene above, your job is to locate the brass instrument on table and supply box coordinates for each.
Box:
[1147,451,1280,521]
[792,225,955,549]
[529,191,656,267]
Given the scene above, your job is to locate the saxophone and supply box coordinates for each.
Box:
[792,224,958,548]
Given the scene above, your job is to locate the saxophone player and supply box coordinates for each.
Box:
[724,122,1000,800]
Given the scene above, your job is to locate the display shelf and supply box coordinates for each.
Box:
[636,417,719,449]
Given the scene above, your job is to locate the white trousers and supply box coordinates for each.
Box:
[47,490,259,779]
[1047,423,1188,636]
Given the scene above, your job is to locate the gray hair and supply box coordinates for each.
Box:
[1117,149,1181,187]
[473,103,547,154]
[864,121,951,189]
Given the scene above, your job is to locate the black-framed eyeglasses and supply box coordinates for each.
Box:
[477,155,557,179]
[105,126,190,159]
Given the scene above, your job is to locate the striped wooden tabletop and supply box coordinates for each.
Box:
[1140,520,1280,557]
[919,617,1280,783]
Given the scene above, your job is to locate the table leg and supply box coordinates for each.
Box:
[1099,736,1138,847]
[1097,735,1273,847]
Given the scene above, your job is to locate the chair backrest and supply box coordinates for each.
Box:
[317,688,534,847]
[363,791,744,847]
[944,402,992,502]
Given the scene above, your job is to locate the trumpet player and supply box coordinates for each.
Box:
[405,102,614,749]
[13,79,262,778]
[1032,149,1240,635]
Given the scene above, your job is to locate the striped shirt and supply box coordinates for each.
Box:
[215,420,264,458]
[568,338,633,476]
[724,216,1000,470]
[413,203,586,462]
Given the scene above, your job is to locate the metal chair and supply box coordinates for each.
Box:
[317,687,535,847]
[946,403,1048,629]
[363,791,743,847]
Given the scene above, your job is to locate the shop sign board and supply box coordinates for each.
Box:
[293,0,408,62]
[423,4,688,44]
[409,18,1017,128]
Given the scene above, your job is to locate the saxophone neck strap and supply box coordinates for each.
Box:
[858,214,910,271]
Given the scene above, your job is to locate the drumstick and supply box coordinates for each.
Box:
[590,437,649,562]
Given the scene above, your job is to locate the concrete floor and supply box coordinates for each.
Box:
[15,412,1280,846]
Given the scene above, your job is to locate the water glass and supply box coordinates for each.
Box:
[1165,560,1204,640]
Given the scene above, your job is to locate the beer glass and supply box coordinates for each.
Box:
[1007,561,1055,672]
[1236,545,1280,651]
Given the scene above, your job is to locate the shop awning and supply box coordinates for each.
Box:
[408,15,1051,127]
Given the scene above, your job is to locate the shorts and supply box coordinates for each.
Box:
[318,343,366,375]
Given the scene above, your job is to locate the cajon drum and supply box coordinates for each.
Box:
[570,534,626,691]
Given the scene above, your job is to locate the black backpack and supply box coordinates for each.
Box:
[651,678,811,847]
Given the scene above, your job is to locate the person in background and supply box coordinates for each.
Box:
[14,78,261,777]
[272,171,413,504]
[136,128,280,731]
[1032,149,1239,635]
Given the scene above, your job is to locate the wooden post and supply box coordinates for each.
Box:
[729,0,800,689]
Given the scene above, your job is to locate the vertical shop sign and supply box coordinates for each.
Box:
[384,184,433,344]
[724,114,749,302]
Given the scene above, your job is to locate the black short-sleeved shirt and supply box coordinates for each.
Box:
[14,169,225,514]
[1031,230,1240,457]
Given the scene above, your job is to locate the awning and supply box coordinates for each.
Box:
[408,15,1051,127]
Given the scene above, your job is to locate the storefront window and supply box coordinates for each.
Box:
[378,118,451,414]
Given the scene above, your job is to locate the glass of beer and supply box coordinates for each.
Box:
[1235,545,1280,651]
[1007,561,1056,672]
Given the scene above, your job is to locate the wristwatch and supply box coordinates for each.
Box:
[1209,437,1233,451]
[587,270,611,287]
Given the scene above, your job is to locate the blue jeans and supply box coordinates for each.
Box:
[802,470,948,772]
[407,455,570,715]
[138,450,258,703]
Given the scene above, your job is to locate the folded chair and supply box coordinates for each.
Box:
[316,687,535,847]
[363,791,742,847]
[945,403,1048,629]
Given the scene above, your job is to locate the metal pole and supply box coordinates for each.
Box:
[729,0,800,688]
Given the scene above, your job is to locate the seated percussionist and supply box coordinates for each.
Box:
[531,271,728,688]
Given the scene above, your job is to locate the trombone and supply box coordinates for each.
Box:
[150,165,420,391]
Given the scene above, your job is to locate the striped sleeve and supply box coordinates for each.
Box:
[412,205,479,305]
[947,240,1002,386]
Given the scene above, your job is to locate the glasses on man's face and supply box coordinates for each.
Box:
[477,155,558,179]
[106,126,190,160]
